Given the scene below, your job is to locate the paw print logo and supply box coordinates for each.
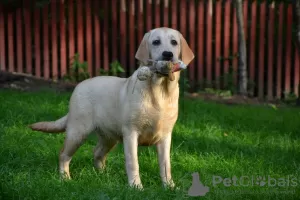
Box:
[256,176,267,186]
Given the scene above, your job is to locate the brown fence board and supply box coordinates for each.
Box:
[51,1,58,79]
[111,0,118,61]
[77,0,84,63]
[17,8,24,74]
[249,2,256,94]
[43,5,50,79]
[285,5,293,96]
[68,0,75,74]
[224,0,231,84]
[188,0,195,83]
[180,0,186,37]
[137,0,144,43]
[233,3,238,85]
[24,7,32,74]
[258,2,266,99]
[129,0,135,72]
[155,0,160,28]
[197,0,204,87]
[163,0,168,27]
[295,50,300,96]
[120,0,127,71]
[146,0,152,31]
[103,0,109,71]
[0,0,298,100]
[206,0,213,85]
[276,3,284,99]
[59,1,66,78]
[215,0,222,88]
[7,12,14,73]
[0,5,5,71]
[171,0,176,29]
[93,0,101,73]
[267,4,275,100]
[86,0,93,75]
[243,0,248,39]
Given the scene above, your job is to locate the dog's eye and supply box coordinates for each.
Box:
[152,40,161,46]
[171,40,178,46]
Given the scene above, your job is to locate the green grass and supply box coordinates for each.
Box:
[0,88,299,200]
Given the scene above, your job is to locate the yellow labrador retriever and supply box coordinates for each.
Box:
[29,27,194,189]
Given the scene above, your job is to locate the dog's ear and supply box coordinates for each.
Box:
[179,33,195,66]
[135,32,150,65]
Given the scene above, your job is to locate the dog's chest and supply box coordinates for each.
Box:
[135,98,178,146]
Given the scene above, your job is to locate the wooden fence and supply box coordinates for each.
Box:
[0,0,299,100]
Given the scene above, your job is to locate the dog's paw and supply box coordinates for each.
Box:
[130,183,144,191]
[137,67,152,81]
[163,179,177,190]
[60,172,71,181]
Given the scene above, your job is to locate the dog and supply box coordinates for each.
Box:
[29,27,194,189]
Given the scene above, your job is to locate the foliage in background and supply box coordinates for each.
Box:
[99,60,125,76]
[64,55,126,83]
[179,70,190,96]
[64,53,90,83]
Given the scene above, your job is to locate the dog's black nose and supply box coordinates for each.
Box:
[162,51,173,60]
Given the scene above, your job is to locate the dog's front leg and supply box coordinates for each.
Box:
[123,129,143,189]
[156,133,175,189]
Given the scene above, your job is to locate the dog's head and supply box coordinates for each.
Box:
[135,27,194,66]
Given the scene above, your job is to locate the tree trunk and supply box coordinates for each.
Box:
[296,0,300,106]
[235,0,248,96]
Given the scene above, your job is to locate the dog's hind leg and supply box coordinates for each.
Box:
[93,136,117,170]
[59,122,93,179]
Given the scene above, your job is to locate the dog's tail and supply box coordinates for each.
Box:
[28,114,68,133]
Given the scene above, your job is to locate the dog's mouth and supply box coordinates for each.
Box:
[162,57,173,61]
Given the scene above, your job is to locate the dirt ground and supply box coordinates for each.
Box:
[0,71,76,92]
[0,71,290,107]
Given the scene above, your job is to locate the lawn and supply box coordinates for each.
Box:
[0,88,299,200]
